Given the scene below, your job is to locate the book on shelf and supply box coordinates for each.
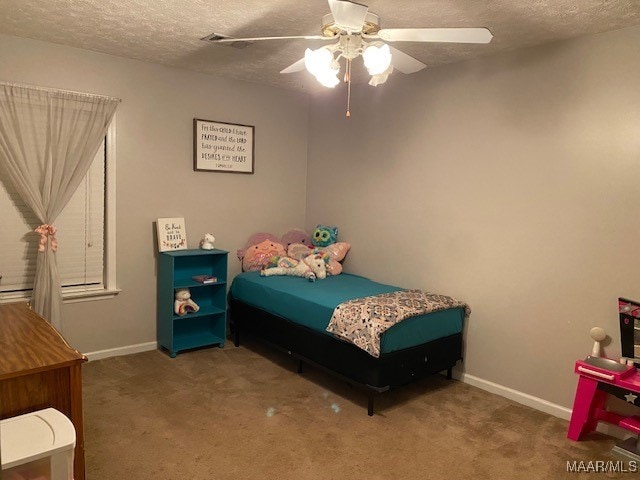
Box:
[192,275,217,284]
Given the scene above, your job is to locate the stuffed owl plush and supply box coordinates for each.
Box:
[312,225,338,248]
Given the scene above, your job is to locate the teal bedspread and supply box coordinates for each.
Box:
[230,272,465,354]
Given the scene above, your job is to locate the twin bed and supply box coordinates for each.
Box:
[229,271,467,415]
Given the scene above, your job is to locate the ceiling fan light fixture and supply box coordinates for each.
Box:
[304,47,333,76]
[315,69,340,88]
[362,43,392,75]
[368,64,393,86]
[207,1,493,105]
[304,47,340,87]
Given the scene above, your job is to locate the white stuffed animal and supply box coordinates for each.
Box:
[260,254,327,282]
[174,288,200,316]
[200,233,215,250]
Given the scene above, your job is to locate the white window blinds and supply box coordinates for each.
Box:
[0,142,105,294]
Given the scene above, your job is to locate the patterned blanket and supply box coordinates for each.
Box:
[326,289,470,358]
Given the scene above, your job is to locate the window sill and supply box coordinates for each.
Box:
[63,288,121,303]
[0,288,121,305]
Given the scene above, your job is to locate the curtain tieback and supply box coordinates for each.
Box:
[35,224,58,252]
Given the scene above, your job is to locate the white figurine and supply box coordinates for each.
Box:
[589,326,607,357]
[199,233,215,250]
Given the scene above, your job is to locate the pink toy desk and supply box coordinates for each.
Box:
[568,358,640,441]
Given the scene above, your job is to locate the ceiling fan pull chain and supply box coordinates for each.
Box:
[346,58,352,118]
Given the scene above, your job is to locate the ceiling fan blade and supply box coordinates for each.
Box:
[280,58,306,74]
[377,27,493,44]
[204,34,331,43]
[327,0,368,31]
[388,46,426,74]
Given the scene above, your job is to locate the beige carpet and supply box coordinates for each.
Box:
[83,342,632,479]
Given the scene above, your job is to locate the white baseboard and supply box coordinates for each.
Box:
[455,372,629,440]
[455,371,572,420]
[85,341,158,361]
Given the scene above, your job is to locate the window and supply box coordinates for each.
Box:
[0,120,117,302]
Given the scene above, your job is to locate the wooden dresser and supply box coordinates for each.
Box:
[0,302,87,480]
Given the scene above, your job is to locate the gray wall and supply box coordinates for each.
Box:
[0,34,309,352]
[306,26,640,408]
[2,25,640,410]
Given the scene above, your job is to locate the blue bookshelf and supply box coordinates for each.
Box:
[157,249,228,357]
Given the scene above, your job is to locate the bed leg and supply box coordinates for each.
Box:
[367,393,374,416]
[446,367,452,380]
[297,359,304,374]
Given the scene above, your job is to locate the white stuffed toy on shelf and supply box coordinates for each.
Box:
[174,288,200,316]
[200,233,215,250]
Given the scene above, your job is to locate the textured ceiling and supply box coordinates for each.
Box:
[1,0,640,94]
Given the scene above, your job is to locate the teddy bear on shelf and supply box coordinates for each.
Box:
[174,288,200,316]
[260,253,327,282]
[200,233,215,250]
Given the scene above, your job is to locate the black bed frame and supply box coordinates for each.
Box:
[229,296,463,415]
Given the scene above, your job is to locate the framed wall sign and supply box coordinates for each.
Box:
[193,118,255,174]
[156,217,188,252]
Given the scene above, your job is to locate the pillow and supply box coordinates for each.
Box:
[281,228,312,249]
[287,242,314,260]
[322,242,350,263]
[236,232,281,262]
[326,259,343,276]
[322,242,350,275]
[241,239,287,272]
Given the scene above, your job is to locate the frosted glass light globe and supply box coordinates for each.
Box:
[363,44,392,75]
[304,48,334,77]
[315,69,340,88]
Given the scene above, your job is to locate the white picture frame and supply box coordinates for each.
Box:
[156,217,188,252]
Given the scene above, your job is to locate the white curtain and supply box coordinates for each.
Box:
[0,82,119,329]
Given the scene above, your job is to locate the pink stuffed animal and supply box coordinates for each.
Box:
[236,232,280,261]
[241,239,286,272]
[281,228,313,249]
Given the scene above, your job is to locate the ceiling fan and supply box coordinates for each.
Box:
[204,0,492,115]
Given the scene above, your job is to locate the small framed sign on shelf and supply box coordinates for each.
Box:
[193,118,255,174]
[156,217,188,252]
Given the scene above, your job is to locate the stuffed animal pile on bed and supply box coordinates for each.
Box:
[260,253,327,282]
[237,225,351,279]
